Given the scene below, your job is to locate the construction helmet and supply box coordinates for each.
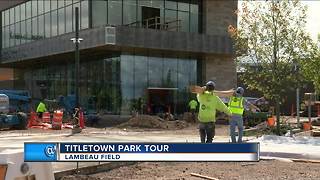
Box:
[236,87,244,95]
[205,81,215,92]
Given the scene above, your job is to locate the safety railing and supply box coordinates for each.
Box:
[123,16,182,32]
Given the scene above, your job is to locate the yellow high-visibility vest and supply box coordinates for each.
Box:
[228,96,244,115]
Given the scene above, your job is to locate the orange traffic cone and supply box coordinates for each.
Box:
[27,111,38,128]
[42,112,51,123]
[79,110,85,129]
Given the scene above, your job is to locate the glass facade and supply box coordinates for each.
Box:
[1,0,200,49]
[93,0,199,32]
[1,0,89,49]
[16,54,198,115]
[1,0,201,116]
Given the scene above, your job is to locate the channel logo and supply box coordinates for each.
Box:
[44,145,56,158]
[25,143,57,162]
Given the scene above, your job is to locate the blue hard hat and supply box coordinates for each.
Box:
[206,81,215,91]
[236,87,244,95]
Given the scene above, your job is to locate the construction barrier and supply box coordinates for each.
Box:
[42,112,51,123]
[27,111,38,128]
[52,110,63,130]
[79,110,85,129]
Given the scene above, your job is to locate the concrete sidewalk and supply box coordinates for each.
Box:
[251,135,320,160]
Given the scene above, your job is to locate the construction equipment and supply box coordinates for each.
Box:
[0,94,28,130]
[0,90,30,113]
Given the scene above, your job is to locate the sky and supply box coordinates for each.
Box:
[303,1,320,41]
[239,0,320,41]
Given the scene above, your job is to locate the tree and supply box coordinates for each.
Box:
[302,37,320,93]
[229,0,314,135]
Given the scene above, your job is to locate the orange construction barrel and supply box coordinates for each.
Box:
[267,117,275,127]
[52,110,63,130]
[303,122,311,131]
[42,112,51,123]
[27,111,38,128]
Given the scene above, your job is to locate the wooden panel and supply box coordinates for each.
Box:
[0,164,8,180]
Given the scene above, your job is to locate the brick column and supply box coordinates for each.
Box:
[201,0,238,89]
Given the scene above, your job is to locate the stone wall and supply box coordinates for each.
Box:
[203,55,237,90]
[201,0,238,89]
[203,0,238,36]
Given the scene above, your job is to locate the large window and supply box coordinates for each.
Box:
[1,0,200,49]
[15,53,198,115]
[44,13,51,38]
[81,0,89,29]
[65,5,73,33]
[108,0,122,26]
[92,0,199,33]
[123,0,137,25]
[92,0,107,27]
[51,10,58,37]
[1,0,89,49]
[120,54,197,115]
[134,55,148,99]
[58,8,65,35]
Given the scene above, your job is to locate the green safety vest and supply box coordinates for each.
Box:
[228,96,244,115]
[189,100,198,110]
[36,102,47,113]
[197,91,232,122]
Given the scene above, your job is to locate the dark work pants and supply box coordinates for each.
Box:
[190,109,196,122]
[37,112,43,119]
[199,122,215,143]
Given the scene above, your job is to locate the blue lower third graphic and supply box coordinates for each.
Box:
[24,143,57,162]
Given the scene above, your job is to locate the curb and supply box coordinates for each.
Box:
[54,162,136,180]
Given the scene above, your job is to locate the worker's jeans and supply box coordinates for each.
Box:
[230,115,244,143]
[199,122,215,143]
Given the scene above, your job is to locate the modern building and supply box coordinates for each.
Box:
[0,0,237,115]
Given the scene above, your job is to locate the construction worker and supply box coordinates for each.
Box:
[36,99,47,119]
[228,87,259,143]
[72,107,82,134]
[188,98,198,122]
[197,81,232,143]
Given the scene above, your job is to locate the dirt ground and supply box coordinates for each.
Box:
[61,160,320,180]
[117,115,188,130]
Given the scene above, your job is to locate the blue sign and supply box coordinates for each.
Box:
[24,143,57,162]
[59,143,258,153]
[24,142,260,162]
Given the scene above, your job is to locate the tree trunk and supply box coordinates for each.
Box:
[275,98,281,135]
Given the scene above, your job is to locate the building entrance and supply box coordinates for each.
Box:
[147,88,177,115]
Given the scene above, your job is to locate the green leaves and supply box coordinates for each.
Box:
[302,55,320,93]
[231,0,314,102]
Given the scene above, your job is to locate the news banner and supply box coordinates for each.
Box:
[24,142,259,162]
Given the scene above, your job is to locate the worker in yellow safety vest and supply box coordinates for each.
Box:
[197,81,232,143]
[36,99,47,119]
[188,99,198,121]
[228,87,259,143]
